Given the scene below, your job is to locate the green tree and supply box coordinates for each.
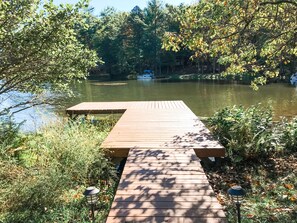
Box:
[162,3,192,74]
[143,0,166,74]
[93,8,129,78]
[75,7,100,50]
[121,6,146,74]
[0,0,98,116]
[164,0,297,88]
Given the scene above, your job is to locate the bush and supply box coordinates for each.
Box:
[0,116,24,157]
[0,118,118,223]
[207,105,288,162]
[280,117,297,153]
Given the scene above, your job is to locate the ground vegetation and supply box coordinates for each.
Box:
[0,117,118,222]
[205,105,297,222]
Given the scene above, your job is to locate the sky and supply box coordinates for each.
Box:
[53,0,196,15]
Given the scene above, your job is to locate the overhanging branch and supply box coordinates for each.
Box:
[260,1,297,7]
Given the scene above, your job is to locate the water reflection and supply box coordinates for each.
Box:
[0,91,57,132]
[69,80,297,118]
[13,106,57,132]
[7,80,297,131]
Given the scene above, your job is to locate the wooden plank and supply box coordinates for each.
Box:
[117,179,212,184]
[114,189,215,197]
[111,201,223,209]
[117,175,209,181]
[113,195,222,202]
[108,208,226,217]
[67,101,225,157]
[107,148,225,222]
[106,217,227,223]
[121,169,207,175]
[66,101,226,222]
[116,183,211,190]
[124,163,204,168]
[195,149,225,158]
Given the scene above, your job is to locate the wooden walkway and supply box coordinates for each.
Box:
[106,148,226,223]
[66,101,226,223]
[66,101,224,158]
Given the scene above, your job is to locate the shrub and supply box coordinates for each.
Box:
[0,116,24,157]
[280,117,297,153]
[208,105,283,162]
[0,118,118,222]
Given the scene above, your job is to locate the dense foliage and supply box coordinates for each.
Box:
[2,0,295,117]
[73,0,297,87]
[205,105,297,222]
[208,105,297,162]
[0,0,98,116]
[204,149,297,223]
[0,118,117,222]
[164,0,297,88]
[76,1,193,79]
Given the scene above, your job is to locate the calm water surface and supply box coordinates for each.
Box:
[15,80,297,131]
[68,80,297,118]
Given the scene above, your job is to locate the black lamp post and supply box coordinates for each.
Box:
[84,186,100,223]
[228,185,245,223]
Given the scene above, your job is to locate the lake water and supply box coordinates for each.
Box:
[13,80,297,131]
[68,80,297,118]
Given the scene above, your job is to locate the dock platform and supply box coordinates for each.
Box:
[67,101,224,158]
[66,101,226,223]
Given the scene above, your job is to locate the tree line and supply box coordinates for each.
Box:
[76,0,194,79]
[78,0,296,86]
[164,0,297,88]
[0,0,296,116]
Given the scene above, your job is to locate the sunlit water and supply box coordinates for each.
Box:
[9,80,297,131]
[0,90,57,132]
[69,80,297,118]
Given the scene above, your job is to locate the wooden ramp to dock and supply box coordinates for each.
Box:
[67,101,226,223]
[106,148,226,223]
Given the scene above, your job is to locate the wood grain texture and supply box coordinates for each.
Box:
[66,101,226,222]
[108,148,226,223]
[67,101,224,157]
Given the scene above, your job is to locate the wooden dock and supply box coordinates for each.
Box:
[66,101,226,223]
[66,101,224,158]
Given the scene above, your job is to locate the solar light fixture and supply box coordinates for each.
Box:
[228,185,245,223]
[84,186,100,223]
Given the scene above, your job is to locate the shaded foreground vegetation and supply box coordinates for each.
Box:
[204,105,297,222]
[0,105,296,222]
[0,117,118,223]
[204,153,297,222]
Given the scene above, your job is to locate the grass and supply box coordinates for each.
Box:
[1,105,296,222]
[202,152,297,222]
[0,116,119,223]
[204,105,297,222]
